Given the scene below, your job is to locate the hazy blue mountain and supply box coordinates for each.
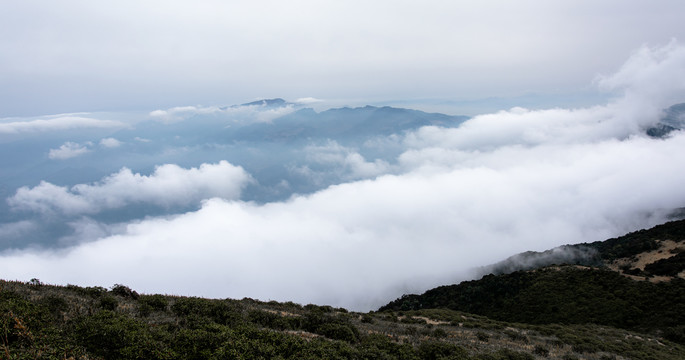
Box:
[0,100,468,249]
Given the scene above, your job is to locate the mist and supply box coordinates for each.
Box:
[1,42,685,311]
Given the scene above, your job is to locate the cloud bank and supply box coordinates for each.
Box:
[2,42,685,311]
[0,116,125,134]
[99,138,122,148]
[48,142,91,160]
[8,161,251,216]
[149,102,298,124]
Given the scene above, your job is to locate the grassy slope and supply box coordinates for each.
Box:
[1,279,684,359]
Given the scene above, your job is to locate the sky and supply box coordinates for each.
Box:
[2,1,685,116]
[2,2,685,311]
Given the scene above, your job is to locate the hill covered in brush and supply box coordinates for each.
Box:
[380,220,685,346]
[2,279,684,360]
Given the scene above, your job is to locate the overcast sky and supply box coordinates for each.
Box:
[2,1,685,116]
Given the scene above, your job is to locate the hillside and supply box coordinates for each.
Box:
[477,219,685,280]
[2,280,684,360]
[380,220,685,347]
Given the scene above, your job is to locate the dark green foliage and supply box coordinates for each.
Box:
[533,345,549,357]
[38,295,68,318]
[247,309,301,330]
[663,325,685,343]
[140,294,168,311]
[171,297,244,327]
[139,294,169,317]
[476,331,490,342]
[110,284,139,299]
[583,219,685,261]
[417,341,469,359]
[402,316,427,324]
[301,307,360,343]
[361,314,375,323]
[71,310,145,359]
[432,328,448,338]
[317,322,360,343]
[67,284,107,298]
[98,295,118,310]
[1,280,684,360]
[381,266,685,341]
[358,333,418,360]
[475,349,535,360]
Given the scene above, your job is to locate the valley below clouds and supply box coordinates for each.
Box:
[2,42,685,311]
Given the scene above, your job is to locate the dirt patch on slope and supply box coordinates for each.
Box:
[608,239,685,282]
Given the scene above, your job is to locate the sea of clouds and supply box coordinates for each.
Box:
[2,42,685,311]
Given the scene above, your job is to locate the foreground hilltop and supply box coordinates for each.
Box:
[2,221,685,359]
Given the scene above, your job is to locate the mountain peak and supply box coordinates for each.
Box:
[239,98,289,107]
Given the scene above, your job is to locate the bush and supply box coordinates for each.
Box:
[432,328,448,338]
[476,349,535,360]
[111,284,139,299]
[248,309,299,330]
[317,323,360,343]
[39,295,68,318]
[140,294,168,312]
[533,345,549,357]
[417,341,469,360]
[99,296,118,311]
[476,331,490,342]
[361,314,375,323]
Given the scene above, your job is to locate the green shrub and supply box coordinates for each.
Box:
[417,341,468,360]
[361,314,375,323]
[140,294,168,312]
[476,331,490,342]
[317,322,360,343]
[533,345,549,357]
[99,295,118,311]
[432,328,448,338]
[38,295,68,318]
[110,284,139,299]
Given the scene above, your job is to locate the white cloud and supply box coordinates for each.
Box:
[2,42,685,312]
[3,127,685,310]
[48,142,91,160]
[149,102,297,124]
[301,141,392,180]
[8,161,252,215]
[296,97,324,104]
[0,116,125,134]
[99,137,122,148]
[149,105,221,123]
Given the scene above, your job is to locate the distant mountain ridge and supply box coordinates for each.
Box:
[227,104,468,142]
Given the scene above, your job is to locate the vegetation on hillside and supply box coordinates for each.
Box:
[381,220,685,351]
[2,279,683,359]
[379,266,685,342]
